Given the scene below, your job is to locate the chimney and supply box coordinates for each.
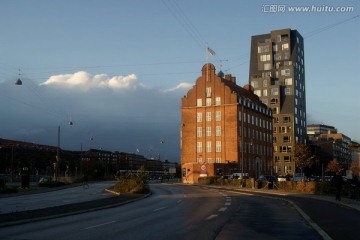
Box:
[224,74,236,84]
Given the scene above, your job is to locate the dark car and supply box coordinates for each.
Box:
[258,175,278,189]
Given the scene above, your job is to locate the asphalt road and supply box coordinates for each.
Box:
[287,196,360,240]
[0,184,322,240]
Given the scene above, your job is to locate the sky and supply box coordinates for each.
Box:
[0,0,359,162]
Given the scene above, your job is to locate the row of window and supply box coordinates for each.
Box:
[275,155,292,162]
[196,111,221,122]
[239,157,271,172]
[254,87,293,98]
[273,136,292,143]
[274,145,292,153]
[258,43,289,54]
[239,127,272,143]
[274,116,291,123]
[197,97,221,107]
[197,141,222,153]
[196,157,222,164]
[274,126,292,134]
[238,111,272,130]
[196,141,273,156]
[252,78,293,88]
[274,165,293,174]
[197,126,222,137]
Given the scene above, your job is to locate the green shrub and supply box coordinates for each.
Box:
[113,167,149,194]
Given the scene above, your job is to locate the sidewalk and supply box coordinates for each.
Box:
[205,184,360,212]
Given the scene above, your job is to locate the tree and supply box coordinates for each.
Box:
[349,162,359,176]
[326,159,343,174]
[294,142,318,176]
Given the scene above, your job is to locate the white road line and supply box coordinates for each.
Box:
[153,207,167,212]
[206,214,218,220]
[218,207,227,212]
[225,202,231,206]
[84,221,116,230]
[227,190,254,196]
[177,200,182,203]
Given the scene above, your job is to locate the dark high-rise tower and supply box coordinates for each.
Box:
[249,29,306,177]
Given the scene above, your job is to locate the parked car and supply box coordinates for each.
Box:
[230,173,249,179]
[258,175,278,189]
[258,175,278,182]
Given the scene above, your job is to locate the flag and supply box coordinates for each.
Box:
[207,47,216,57]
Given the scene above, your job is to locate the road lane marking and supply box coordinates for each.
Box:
[84,221,116,230]
[218,207,227,212]
[177,200,182,204]
[153,207,167,212]
[227,190,254,196]
[206,214,218,220]
[225,202,231,206]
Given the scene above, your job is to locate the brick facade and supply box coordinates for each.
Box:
[181,63,273,183]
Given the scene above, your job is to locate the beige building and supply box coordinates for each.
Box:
[181,63,273,183]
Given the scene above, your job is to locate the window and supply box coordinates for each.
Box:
[206,87,211,97]
[283,136,291,142]
[215,97,221,105]
[197,113,202,122]
[285,78,292,85]
[251,81,258,88]
[282,43,289,50]
[206,141,211,153]
[206,112,211,121]
[216,126,221,136]
[254,90,261,97]
[285,88,292,95]
[274,53,281,61]
[282,116,290,123]
[206,127,211,136]
[284,156,291,162]
[206,158,211,163]
[262,89,268,96]
[263,80,268,87]
[206,98,211,106]
[196,157,202,163]
[197,98,202,106]
[238,111,242,121]
[260,54,271,62]
[262,72,271,77]
[273,45,278,51]
[264,63,272,70]
[271,88,279,95]
[197,127,202,137]
[197,142,202,153]
[215,158,221,163]
[215,111,221,121]
[284,52,290,59]
[258,45,269,53]
[216,141,221,152]
[284,61,292,66]
[281,69,291,76]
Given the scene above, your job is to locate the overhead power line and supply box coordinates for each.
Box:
[304,14,359,38]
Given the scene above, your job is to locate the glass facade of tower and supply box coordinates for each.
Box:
[249,29,307,177]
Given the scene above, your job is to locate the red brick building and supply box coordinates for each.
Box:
[181,63,273,183]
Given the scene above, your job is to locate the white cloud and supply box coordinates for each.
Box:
[40,71,139,90]
[162,82,193,92]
